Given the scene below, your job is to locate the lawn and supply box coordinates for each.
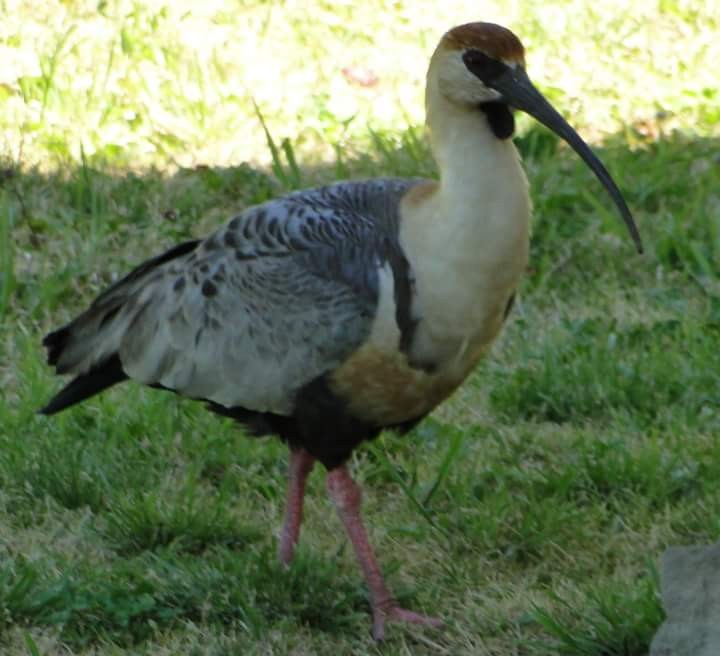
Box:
[1,0,720,654]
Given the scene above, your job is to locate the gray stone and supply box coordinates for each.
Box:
[650,542,720,656]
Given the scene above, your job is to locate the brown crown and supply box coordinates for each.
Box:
[442,22,525,63]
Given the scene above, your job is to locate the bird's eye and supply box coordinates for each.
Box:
[462,49,508,85]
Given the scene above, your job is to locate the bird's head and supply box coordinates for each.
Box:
[431,22,526,109]
[429,22,643,253]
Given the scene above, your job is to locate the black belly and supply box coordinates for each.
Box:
[206,372,423,469]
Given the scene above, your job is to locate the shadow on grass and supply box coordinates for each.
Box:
[0,547,367,648]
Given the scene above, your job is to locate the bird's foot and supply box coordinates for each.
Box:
[371,603,443,641]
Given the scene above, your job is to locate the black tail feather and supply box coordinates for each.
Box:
[39,354,128,415]
[43,324,72,369]
[39,238,202,414]
[42,239,201,373]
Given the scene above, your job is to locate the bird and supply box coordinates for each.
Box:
[40,22,642,640]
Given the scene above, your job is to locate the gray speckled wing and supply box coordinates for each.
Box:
[60,178,420,415]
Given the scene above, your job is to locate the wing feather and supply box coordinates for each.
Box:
[45,179,420,416]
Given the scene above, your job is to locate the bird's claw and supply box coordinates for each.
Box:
[371,604,443,641]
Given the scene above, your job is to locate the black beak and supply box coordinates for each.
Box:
[490,66,643,253]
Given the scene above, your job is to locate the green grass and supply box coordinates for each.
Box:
[1,0,720,654]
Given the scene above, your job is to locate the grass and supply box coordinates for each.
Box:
[1,0,720,653]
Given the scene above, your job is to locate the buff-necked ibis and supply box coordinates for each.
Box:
[40,22,642,639]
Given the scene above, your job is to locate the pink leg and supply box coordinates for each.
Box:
[326,465,443,640]
[278,448,315,565]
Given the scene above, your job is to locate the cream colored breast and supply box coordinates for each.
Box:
[327,269,506,426]
[326,256,489,426]
[398,162,530,374]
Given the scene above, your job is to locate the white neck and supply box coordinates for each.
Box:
[426,87,529,245]
[403,84,531,273]
[398,83,532,365]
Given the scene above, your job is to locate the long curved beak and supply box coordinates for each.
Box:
[491,66,643,253]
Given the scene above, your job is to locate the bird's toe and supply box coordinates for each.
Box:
[371,604,443,640]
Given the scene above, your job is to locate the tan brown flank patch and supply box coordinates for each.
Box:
[330,345,472,426]
[402,180,439,208]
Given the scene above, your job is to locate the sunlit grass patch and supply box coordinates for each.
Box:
[2,0,719,172]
